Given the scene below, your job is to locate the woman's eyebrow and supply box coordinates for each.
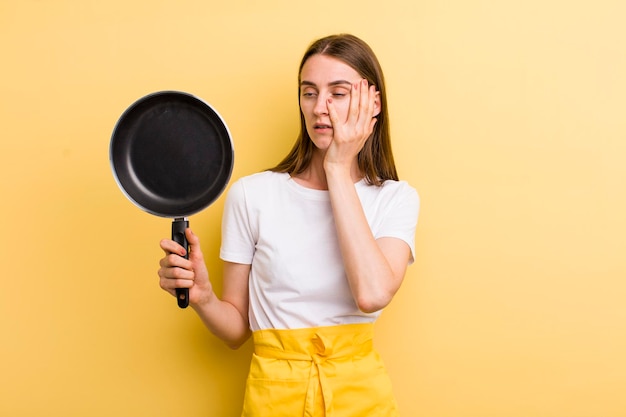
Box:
[300,80,353,88]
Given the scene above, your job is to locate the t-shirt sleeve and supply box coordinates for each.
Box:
[376,183,420,264]
[219,179,256,264]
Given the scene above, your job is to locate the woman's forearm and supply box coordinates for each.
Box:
[192,293,251,349]
[325,166,404,313]
[191,261,252,349]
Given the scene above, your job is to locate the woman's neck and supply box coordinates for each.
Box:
[292,152,362,190]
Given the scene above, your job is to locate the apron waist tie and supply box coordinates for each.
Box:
[252,323,374,417]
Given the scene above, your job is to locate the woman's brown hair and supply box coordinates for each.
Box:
[269,33,398,185]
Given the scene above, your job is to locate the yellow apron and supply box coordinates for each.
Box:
[241,323,400,417]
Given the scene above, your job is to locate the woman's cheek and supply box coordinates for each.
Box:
[335,100,350,122]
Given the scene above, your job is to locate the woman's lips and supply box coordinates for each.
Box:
[314,123,332,132]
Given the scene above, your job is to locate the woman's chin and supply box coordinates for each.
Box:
[309,134,333,151]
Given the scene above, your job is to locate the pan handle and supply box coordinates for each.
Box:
[172,218,190,308]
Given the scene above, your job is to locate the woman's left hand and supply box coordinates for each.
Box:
[325,79,378,170]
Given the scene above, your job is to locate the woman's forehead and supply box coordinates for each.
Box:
[300,54,361,85]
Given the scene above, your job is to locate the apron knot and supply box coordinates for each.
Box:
[312,333,331,358]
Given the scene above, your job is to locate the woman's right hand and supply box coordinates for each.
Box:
[158,228,214,307]
[159,228,252,348]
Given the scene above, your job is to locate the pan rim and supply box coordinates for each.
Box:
[109,90,234,218]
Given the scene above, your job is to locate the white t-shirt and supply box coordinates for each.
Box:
[220,171,420,331]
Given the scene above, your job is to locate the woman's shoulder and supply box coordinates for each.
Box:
[236,170,289,187]
[356,179,420,216]
[228,171,289,198]
[360,178,419,199]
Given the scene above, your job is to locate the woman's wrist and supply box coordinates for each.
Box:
[324,160,353,179]
[190,286,218,310]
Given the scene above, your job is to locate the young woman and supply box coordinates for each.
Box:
[158,33,420,416]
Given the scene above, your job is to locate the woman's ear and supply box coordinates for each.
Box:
[373,91,381,117]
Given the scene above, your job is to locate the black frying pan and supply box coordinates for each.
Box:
[110,91,234,308]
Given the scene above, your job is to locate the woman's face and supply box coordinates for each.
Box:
[299,54,364,150]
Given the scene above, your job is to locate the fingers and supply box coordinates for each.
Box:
[347,79,377,134]
[328,78,377,131]
[348,80,362,122]
[327,96,339,127]
[158,228,212,295]
[185,228,205,262]
[354,79,375,119]
[160,237,186,257]
[159,228,203,258]
[325,79,378,169]
[158,229,197,292]
[158,251,193,284]
[359,80,372,124]
[159,252,191,270]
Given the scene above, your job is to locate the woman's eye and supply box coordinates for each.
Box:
[331,89,349,97]
[302,91,317,98]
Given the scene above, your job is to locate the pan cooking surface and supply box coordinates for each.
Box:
[110,91,234,217]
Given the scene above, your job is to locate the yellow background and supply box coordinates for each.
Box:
[1,1,625,416]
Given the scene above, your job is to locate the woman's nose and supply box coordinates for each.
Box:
[313,95,328,115]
